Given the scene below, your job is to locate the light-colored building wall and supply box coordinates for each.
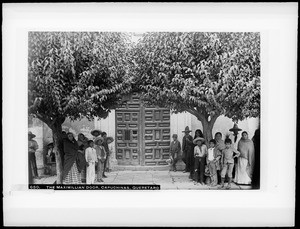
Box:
[95,111,259,150]
[94,110,116,153]
[29,110,258,171]
[171,112,259,147]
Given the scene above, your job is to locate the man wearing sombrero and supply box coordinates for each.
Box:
[28,131,39,182]
[91,129,102,139]
[182,126,194,173]
[94,136,107,183]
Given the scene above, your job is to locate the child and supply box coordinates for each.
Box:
[94,136,107,183]
[169,134,181,172]
[193,137,207,185]
[220,138,240,189]
[207,139,222,187]
[106,137,114,172]
[85,140,97,184]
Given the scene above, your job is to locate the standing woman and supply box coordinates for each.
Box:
[77,133,89,182]
[234,131,255,185]
[62,132,81,184]
[191,129,204,180]
[77,133,88,149]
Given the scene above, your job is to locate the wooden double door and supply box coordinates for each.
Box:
[115,93,170,166]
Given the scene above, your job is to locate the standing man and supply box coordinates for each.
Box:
[252,128,260,189]
[214,132,226,184]
[101,132,109,178]
[182,126,194,173]
[28,131,39,183]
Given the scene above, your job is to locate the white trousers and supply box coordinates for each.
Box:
[86,162,96,184]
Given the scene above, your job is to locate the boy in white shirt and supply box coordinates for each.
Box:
[207,139,222,187]
[85,140,97,184]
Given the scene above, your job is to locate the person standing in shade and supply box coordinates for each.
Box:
[77,133,89,182]
[191,129,204,180]
[85,140,97,184]
[94,136,107,183]
[60,131,68,166]
[91,129,102,140]
[91,129,102,174]
[28,131,39,183]
[193,136,207,185]
[101,132,109,177]
[62,132,81,184]
[106,137,114,172]
[234,131,255,185]
[169,134,181,172]
[252,128,260,189]
[214,132,226,184]
[182,126,194,173]
[207,139,222,186]
[220,138,240,189]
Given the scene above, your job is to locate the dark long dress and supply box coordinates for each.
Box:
[62,139,81,184]
[182,135,194,172]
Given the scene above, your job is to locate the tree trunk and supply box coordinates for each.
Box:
[50,122,64,184]
[197,114,219,143]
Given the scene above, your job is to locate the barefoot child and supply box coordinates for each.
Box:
[220,138,240,189]
[85,140,97,184]
[207,139,222,187]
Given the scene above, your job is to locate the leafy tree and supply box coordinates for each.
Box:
[133,32,260,141]
[28,32,132,183]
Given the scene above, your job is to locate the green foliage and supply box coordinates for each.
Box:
[28,32,132,126]
[133,32,260,121]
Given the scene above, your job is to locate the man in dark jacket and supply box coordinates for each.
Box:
[182,126,194,173]
[101,132,109,178]
[252,128,260,189]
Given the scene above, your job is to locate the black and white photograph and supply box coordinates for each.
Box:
[3,2,297,227]
[28,31,261,190]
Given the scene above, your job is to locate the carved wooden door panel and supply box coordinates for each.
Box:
[142,107,171,166]
[115,93,141,165]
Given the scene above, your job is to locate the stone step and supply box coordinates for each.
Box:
[114,159,186,171]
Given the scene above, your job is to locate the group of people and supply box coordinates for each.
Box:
[168,126,259,189]
[62,130,114,184]
[28,129,115,185]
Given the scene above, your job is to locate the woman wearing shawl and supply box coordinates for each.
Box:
[234,131,255,185]
[77,133,89,150]
[77,133,89,182]
[62,132,82,184]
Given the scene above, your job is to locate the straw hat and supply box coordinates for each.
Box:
[229,123,242,132]
[28,131,36,138]
[193,137,205,144]
[94,136,104,145]
[182,126,192,133]
[47,142,54,148]
[106,136,114,143]
[91,129,102,137]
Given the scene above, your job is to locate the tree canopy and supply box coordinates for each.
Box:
[133,32,260,139]
[28,32,132,127]
[28,31,133,183]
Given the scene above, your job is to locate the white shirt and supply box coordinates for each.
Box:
[85,147,97,163]
[208,147,215,161]
[194,145,207,157]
